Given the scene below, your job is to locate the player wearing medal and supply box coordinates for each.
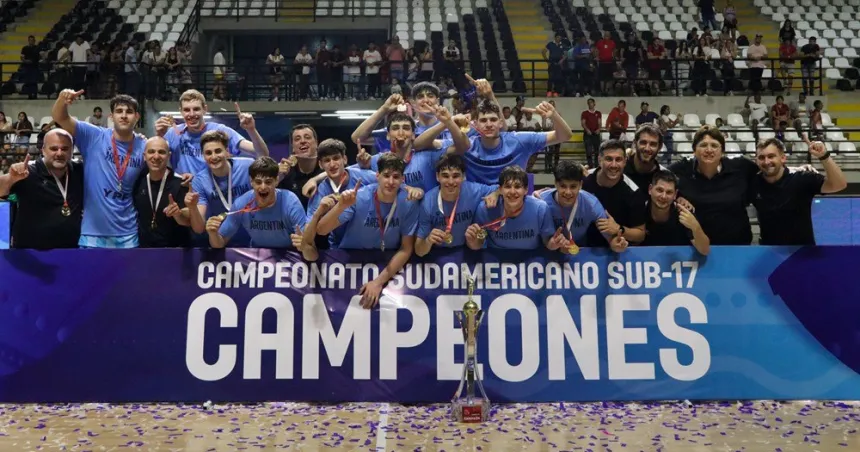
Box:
[540,161,629,254]
[465,165,562,250]
[641,170,710,254]
[132,136,192,248]
[306,138,377,247]
[206,157,315,258]
[52,89,148,248]
[415,153,499,256]
[278,124,323,208]
[0,129,83,249]
[184,130,254,247]
[310,153,420,307]
[154,89,270,176]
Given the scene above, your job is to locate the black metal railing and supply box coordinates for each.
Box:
[194,0,392,23]
[179,0,202,46]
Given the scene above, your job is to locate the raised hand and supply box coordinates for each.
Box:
[317,194,338,215]
[677,203,702,232]
[185,186,199,208]
[163,194,181,217]
[609,230,629,253]
[290,225,304,250]
[205,215,224,233]
[808,141,828,159]
[433,105,452,122]
[465,74,493,98]
[8,153,30,182]
[279,156,297,175]
[155,115,176,137]
[356,141,372,169]
[405,185,424,201]
[338,186,359,208]
[58,89,84,105]
[235,102,256,131]
[465,223,483,241]
[547,227,567,251]
[427,228,448,245]
[383,94,406,112]
[179,173,193,187]
[483,190,500,208]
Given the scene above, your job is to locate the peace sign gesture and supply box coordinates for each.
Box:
[465,74,493,98]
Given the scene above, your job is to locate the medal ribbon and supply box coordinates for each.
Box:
[225,198,263,216]
[50,166,70,211]
[211,160,233,211]
[328,170,350,194]
[147,173,168,225]
[112,135,133,189]
[480,200,524,232]
[373,191,398,248]
[556,190,580,243]
[437,190,459,234]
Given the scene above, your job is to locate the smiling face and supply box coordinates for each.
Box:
[599,148,626,182]
[180,99,207,131]
[554,179,581,208]
[319,152,346,180]
[144,137,170,173]
[413,90,439,116]
[756,143,786,177]
[251,174,277,205]
[694,135,723,166]
[649,179,677,210]
[202,140,229,172]
[635,130,661,163]
[386,120,414,152]
[436,166,464,198]
[500,178,527,212]
[291,127,317,159]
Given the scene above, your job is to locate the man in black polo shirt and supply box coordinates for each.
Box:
[0,129,83,249]
[753,138,846,245]
[132,136,191,248]
[624,123,667,193]
[278,123,326,249]
[641,170,710,254]
[583,139,647,247]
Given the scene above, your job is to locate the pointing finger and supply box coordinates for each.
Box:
[168,194,175,204]
[464,73,477,85]
[234,102,242,115]
[295,225,302,234]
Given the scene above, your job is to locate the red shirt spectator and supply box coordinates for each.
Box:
[596,38,616,62]
[581,108,602,133]
[647,42,665,71]
[606,104,629,135]
[779,41,797,63]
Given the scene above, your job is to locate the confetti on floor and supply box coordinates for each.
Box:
[1,401,859,451]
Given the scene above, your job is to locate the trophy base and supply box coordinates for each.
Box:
[451,398,490,423]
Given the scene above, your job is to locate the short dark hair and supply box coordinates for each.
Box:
[387,112,415,130]
[476,99,501,117]
[411,81,440,99]
[691,125,726,150]
[651,169,679,188]
[109,94,139,114]
[634,123,664,148]
[377,153,406,174]
[317,138,346,160]
[499,165,528,187]
[93,106,102,113]
[200,130,229,150]
[756,137,786,154]
[291,124,318,142]
[599,139,626,157]
[435,153,467,174]
[553,160,584,184]
[249,156,279,179]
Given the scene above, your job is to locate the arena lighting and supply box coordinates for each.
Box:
[158,111,213,119]
[334,110,377,115]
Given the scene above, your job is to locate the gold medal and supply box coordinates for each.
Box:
[444,233,453,244]
[381,243,385,252]
[217,212,228,220]
[61,205,71,216]
[568,244,580,255]
[117,182,122,191]
[476,229,487,240]
[151,220,157,230]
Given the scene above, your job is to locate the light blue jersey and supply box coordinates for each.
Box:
[166,122,245,175]
[473,195,555,249]
[417,181,498,248]
[539,188,609,245]
[335,183,420,250]
[218,189,308,248]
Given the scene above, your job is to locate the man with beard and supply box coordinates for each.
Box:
[540,160,628,253]
[207,157,313,259]
[154,89,270,176]
[184,130,254,247]
[278,124,324,208]
[583,139,647,247]
[466,165,562,250]
[625,124,668,195]
[52,90,148,249]
[752,138,846,245]
[132,136,191,248]
[306,138,378,248]
[0,129,83,249]
[641,170,710,254]
[308,153,420,308]
[415,153,499,256]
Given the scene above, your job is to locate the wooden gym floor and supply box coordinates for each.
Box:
[1,401,859,451]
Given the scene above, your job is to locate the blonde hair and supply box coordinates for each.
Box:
[179,89,207,106]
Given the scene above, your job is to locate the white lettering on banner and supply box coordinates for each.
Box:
[302,295,371,379]
[546,295,600,380]
[186,293,238,381]
[184,292,710,383]
[488,294,541,382]
[379,295,431,380]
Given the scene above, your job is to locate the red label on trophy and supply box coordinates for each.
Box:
[461,405,484,423]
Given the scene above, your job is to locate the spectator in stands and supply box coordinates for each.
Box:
[20,35,40,100]
[595,31,617,95]
[519,109,540,131]
[673,41,691,94]
[165,47,183,100]
[635,102,658,126]
[779,38,797,93]
[266,47,285,102]
[779,20,796,45]
[789,92,810,122]
[621,33,643,85]
[443,39,460,79]
[13,112,33,152]
[86,42,102,99]
[512,95,525,123]
[800,37,820,95]
[606,100,628,140]
[0,112,11,144]
[720,39,737,95]
[699,0,717,30]
[566,36,592,97]
[419,46,434,81]
[743,93,769,124]
[691,37,711,96]
[330,45,345,100]
[142,41,167,100]
[124,41,141,97]
[364,42,383,100]
[658,105,680,163]
[107,44,123,97]
[722,0,738,40]
[387,36,407,86]
[646,38,667,95]
[56,40,71,91]
[542,100,560,172]
[88,107,107,128]
[212,46,227,101]
[747,34,768,94]
[580,98,601,168]
[316,39,332,100]
[543,33,565,97]
[345,45,362,100]
[69,35,90,93]
[771,95,790,128]
[295,45,313,101]
[809,100,824,141]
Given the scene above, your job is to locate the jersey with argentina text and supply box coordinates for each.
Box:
[473,195,555,249]
[190,157,253,246]
[167,122,245,175]
[540,188,609,246]
[353,148,446,192]
[218,189,308,248]
[75,120,147,237]
[307,167,379,247]
[335,183,420,250]
[417,181,498,248]
[441,131,548,185]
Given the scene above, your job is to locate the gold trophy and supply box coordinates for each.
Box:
[452,274,490,423]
